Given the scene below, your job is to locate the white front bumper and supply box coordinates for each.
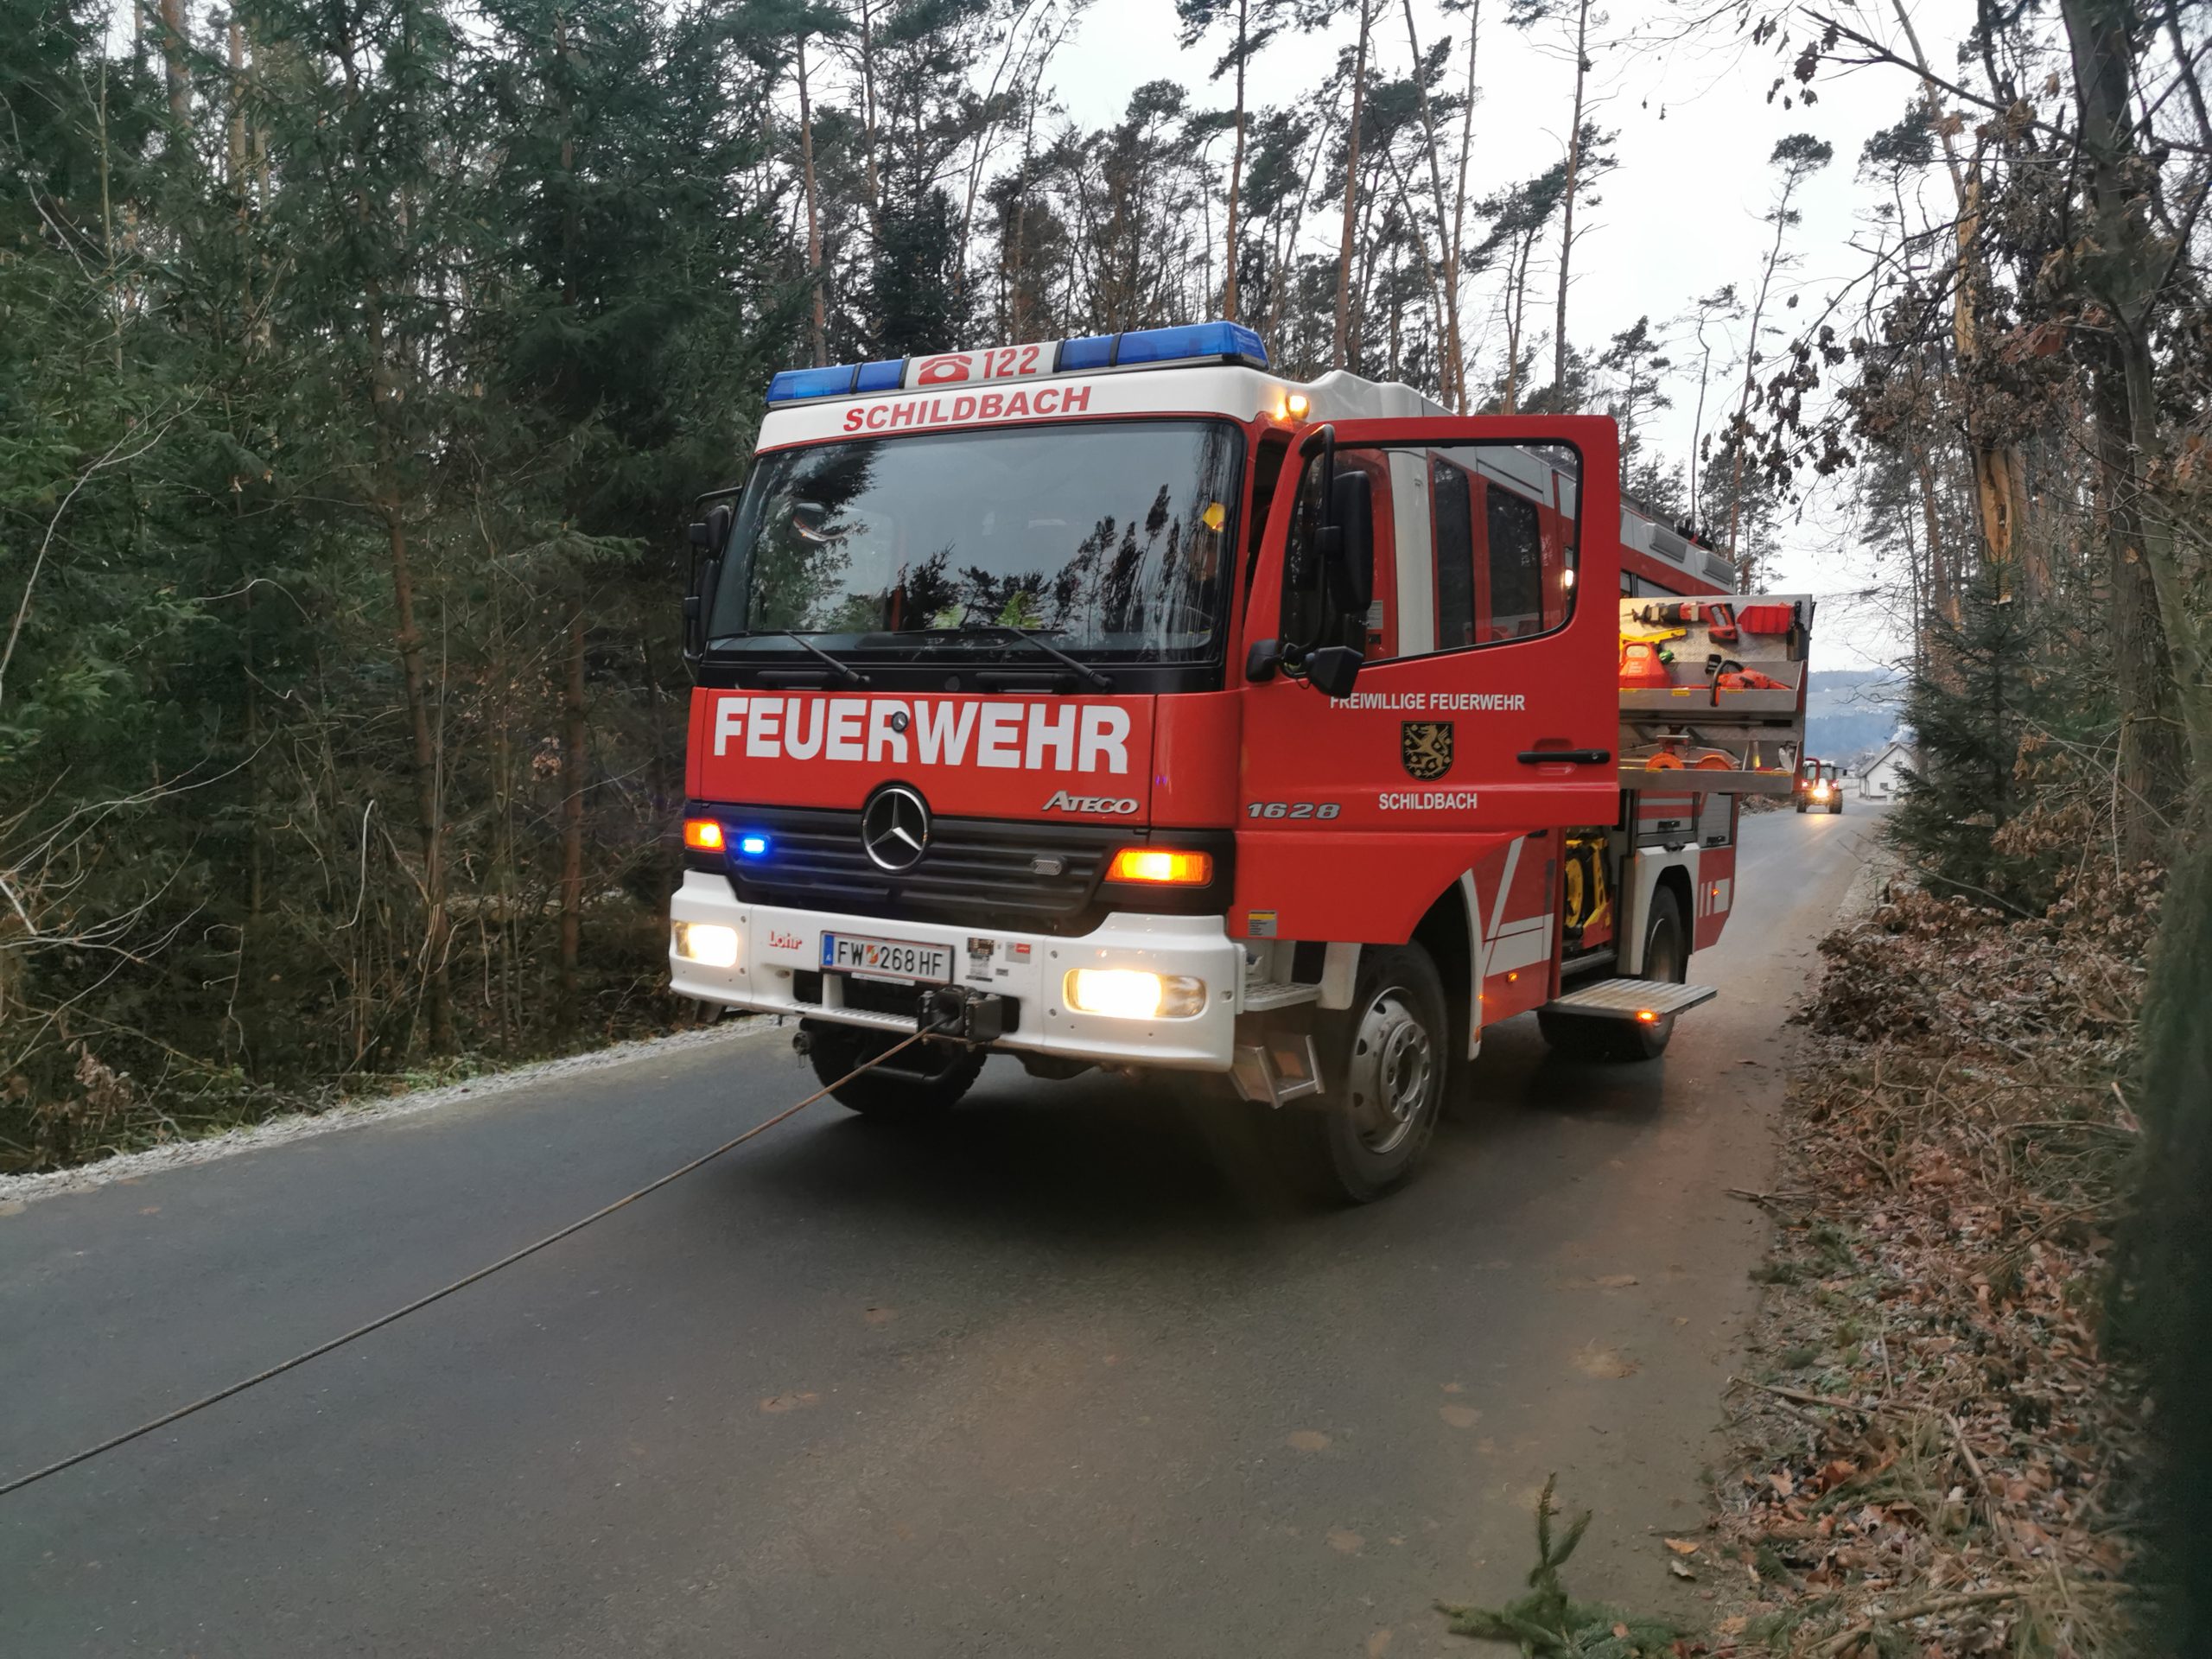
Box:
[667,870,1243,1071]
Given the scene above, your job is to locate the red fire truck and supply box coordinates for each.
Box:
[670,323,1812,1200]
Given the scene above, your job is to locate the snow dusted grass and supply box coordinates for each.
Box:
[0,1017,777,1212]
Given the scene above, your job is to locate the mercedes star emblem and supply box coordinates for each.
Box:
[861,785,930,872]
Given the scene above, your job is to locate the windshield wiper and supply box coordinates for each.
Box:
[711,629,868,686]
[912,626,1113,691]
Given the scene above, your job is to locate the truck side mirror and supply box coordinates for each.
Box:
[1303,645,1362,698]
[683,505,734,671]
[1255,425,1369,698]
[1323,470,1373,618]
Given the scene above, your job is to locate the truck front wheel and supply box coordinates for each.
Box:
[1289,944,1449,1203]
[803,1023,984,1121]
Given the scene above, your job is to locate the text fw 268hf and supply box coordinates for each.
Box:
[669,321,1815,1203]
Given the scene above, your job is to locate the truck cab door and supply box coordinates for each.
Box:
[1232,416,1621,944]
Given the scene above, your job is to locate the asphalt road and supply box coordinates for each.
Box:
[1,802,1886,1657]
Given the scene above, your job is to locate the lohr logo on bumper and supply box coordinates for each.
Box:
[1041,790,1139,816]
[711,695,1131,774]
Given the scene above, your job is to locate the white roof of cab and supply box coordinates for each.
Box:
[754,364,1447,450]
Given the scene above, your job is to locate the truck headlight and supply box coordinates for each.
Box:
[672,922,740,969]
[1064,968,1205,1020]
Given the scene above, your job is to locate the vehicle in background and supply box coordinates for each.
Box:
[1796,761,1843,814]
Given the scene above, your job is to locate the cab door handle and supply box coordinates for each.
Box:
[1516,748,1612,766]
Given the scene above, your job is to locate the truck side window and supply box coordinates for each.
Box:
[1431,457,1477,649]
[1484,486,1544,639]
[1280,450,1390,657]
[1281,439,1576,663]
[1242,431,1292,605]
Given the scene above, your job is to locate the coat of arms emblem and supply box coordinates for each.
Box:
[1401,721,1454,781]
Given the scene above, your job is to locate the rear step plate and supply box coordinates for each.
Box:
[1541,977,1717,1020]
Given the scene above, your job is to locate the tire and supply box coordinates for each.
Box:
[1795,801,1807,813]
[1538,886,1689,1063]
[1286,944,1450,1203]
[804,1021,984,1121]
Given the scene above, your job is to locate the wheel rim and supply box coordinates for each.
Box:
[1344,987,1436,1155]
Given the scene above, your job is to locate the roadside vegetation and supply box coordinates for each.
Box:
[1709,856,2156,1657]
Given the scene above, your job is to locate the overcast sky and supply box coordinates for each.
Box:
[1050,0,1980,672]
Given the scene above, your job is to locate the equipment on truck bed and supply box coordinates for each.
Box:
[670,322,1815,1202]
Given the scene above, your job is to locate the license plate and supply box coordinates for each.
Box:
[821,932,953,984]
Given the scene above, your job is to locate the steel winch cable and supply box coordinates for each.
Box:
[0,1023,946,1500]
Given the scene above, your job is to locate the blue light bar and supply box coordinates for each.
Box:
[736,833,771,858]
[766,365,861,403]
[1058,334,1116,372]
[763,322,1267,405]
[1116,321,1268,367]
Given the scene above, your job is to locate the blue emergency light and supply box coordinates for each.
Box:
[764,321,1268,405]
[736,833,771,858]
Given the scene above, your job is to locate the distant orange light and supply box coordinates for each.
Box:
[1107,848,1213,885]
[683,818,725,851]
[1506,970,1519,982]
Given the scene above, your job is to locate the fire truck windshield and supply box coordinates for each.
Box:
[707,420,1244,664]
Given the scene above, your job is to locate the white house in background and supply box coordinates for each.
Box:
[1859,738,1917,801]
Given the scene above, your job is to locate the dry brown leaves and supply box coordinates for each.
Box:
[1706,864,2153,1657]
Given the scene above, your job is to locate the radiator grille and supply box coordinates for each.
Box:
[709,804,1129,934]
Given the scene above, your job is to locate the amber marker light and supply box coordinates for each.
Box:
[1286,392,1311,418]
[1106,848,1214,886]
[683,818,725,852]
[1636,1009,1660,1024]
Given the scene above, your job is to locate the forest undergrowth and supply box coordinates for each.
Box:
[1703,835,2158,1657]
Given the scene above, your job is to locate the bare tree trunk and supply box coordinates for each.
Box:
[1688,316,1717,524]
[1550,0,1591,397]
[1400,0,1462,408]
[340,10,453,1052]
[1891,3,2032,601]
[379,493,454,1054]
[226,21,246,183]
[559,596,587,1010]
[1724,204,1792,582]
[2062,0,2212,779]
[797,34,827,366]
[2091,360,2183,858]
[857,0,884,244]
[159,0,188,124]
[1268,104,1338,346]
[554,15,588,1014]
[1501,230,1533,413]
[1446,0,1481,410]
[1333,0,1373,370]
[1223,0,1249,321]
[1913,448,1954,629]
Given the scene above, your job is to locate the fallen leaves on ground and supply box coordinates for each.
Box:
[1706,861,2151,1656]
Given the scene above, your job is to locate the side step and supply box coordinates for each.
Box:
[1242,977,1322,1013]
[1541,977,1717,1020]
[1230,1033,1325,1108]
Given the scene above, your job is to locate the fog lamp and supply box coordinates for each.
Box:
[672,922,740,969]
[1064,968,1205,1020]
